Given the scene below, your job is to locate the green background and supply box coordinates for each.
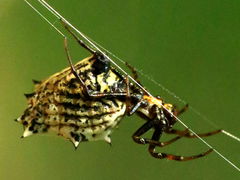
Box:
[1,0,240,179]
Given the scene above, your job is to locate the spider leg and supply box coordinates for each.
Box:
[61,19,148,101]
[125,76,133,114]
[132,120,155,145]
[60,18,142,89]
[128,99,144,115]
[64,37,90,97]
[61,19,95,54]
[174,104,189,116]
[132,120,184,147]
[166,128,223,138]
[148,128,213,161]
[125,62,142,85]
[61,19,148,100]
[62,21,137,99]
[133,105,213,161]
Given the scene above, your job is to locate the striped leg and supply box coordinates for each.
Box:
[63,37,89,97]
[132,120,184,147]
[148,128,213,161]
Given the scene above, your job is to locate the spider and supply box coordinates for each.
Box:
[17,18,222,161]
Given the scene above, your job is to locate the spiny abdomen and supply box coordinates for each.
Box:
[17,56,127,148]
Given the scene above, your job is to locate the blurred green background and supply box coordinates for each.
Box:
[1,0,240,179]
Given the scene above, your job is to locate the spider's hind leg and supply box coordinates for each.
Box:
[132,114,183,148]
[148,128,213,161]
[132,119,213,161]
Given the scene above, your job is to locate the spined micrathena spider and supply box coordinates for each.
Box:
[16,19,222,161]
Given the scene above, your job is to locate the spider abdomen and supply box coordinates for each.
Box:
[17,56,127,147]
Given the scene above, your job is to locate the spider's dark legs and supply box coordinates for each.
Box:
[125,62,142,85]
[124,76,132,114]
[64,37,89,96]
[132,118,213,161]
[168,104,222,138]
[125,76,145,116]
[132,120,156,145]
[60,19,95,54]
[61,19,147,100]
[132,111,183,147]
[148,128,213,161]
[174,104,189,116]
[132,105,214,161]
